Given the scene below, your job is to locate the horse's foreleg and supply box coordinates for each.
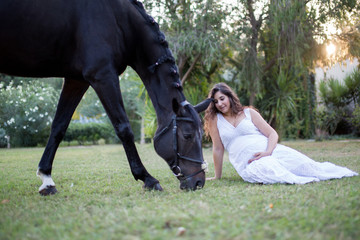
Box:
[91,77,163,191]
[38,79,89,195]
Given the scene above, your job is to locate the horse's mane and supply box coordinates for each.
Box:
[129,0,180,82]
[130,1,201,128]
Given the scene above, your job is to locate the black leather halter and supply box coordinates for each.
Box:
[153,101,207,181]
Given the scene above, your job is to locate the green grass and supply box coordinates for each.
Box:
[0,140,359,240]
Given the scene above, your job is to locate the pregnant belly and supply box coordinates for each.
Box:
[227,134,268,156]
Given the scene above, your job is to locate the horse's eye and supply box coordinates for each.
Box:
[184,134,192,140]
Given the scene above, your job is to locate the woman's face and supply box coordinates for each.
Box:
[214,91,231,115]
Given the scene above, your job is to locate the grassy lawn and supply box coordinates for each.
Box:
[0,140,359,240]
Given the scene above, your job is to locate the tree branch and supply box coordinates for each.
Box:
[181,53,201,86]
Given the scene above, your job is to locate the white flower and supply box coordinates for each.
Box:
[7,118,15,125]
[39,96,44,101]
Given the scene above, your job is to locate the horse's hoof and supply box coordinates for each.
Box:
[153,183,163,191]
[143,182,163,191]
[39,186,58,196]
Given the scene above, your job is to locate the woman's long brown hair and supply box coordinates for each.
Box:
[203,82,243,137]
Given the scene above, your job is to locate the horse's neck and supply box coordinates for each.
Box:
[125,1,183,126]
[145,80,180,125]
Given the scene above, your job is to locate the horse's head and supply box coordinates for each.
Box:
[153,99,209,191]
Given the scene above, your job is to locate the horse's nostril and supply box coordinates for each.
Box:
[195,180,204,189]
[180,181,187,190]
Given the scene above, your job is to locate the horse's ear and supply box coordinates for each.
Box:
[194,98,213,113]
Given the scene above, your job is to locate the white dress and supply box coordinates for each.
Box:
[217,108,358,184]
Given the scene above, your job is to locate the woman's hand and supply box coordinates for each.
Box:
[248,151,271,164]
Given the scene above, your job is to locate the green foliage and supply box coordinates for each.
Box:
[317,69,360,136]
[0,128,7,148]
[144,0,231,86]
[143,101,157,139]
[344,69,360,104]
[0,81,59,147]
[225,0,319,139]
[266,70,297,135]
[75,88,105,119]
[0,74,64,90]
[348,105,360,135]
[120,68,156,140]
[315,105,342,137]
[64,122,115,145]
[319,78,349,106]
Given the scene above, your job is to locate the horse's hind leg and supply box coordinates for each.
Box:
[91,76,163,191]
[38,79,89,196]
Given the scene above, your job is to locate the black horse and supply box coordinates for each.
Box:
[0,0,212,195]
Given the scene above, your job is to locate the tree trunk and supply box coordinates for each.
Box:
[181,53,201,86]
[6,135,10,149]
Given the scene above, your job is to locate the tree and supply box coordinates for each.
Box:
[144,0,231,88]
[229,0,266,106]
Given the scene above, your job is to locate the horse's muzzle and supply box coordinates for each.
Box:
[179,177,205,191]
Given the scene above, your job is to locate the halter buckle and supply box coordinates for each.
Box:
[201,161,209,172]
[172,166,183,177]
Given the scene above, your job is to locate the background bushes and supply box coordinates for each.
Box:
[0,80,59,147]
[317,69,360,137]
[64,122,116,145]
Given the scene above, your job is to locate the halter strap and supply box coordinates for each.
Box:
[153,114,206,180]
[180,100,190,107]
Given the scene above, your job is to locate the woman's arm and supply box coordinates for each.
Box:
[248,108,279,163]
[207,116,225,180]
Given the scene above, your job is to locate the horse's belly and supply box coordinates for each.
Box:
[0,56,66,78]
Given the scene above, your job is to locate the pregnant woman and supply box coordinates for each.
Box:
[203,82,358,184]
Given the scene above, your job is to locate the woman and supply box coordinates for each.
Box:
[203,82,358,184]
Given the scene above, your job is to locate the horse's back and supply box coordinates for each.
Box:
[0,0,77,76]
[0,0,127,78]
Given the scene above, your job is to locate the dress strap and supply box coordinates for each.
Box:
[243,108,251,119]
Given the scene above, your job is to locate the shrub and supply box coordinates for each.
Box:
[0,81,59,147]
[348,105,360,135]
[317,69,360,136]
[64,122,115,145]
[0,128,7,148]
